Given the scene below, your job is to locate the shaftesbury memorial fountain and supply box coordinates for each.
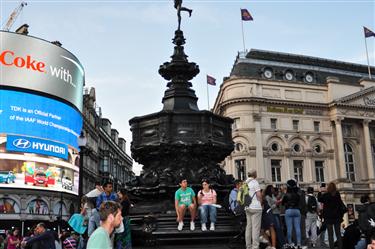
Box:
[128,1,235,244]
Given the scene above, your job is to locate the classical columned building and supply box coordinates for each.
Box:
[213,49,375,203]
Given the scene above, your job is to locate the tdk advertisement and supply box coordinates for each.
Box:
[6,135,69,159]
[0,89,82,149]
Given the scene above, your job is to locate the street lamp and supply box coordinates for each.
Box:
[77,131,87,208]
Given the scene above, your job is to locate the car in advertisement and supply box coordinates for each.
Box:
[62,176,73,190]
[33,172,48,187]
[0,171,16,184]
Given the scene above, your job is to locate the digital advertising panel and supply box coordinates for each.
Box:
[0,31,84,195]
[0,31,84,111]
[0,89,82,149]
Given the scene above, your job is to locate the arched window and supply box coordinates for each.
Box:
[53,201,67,216]
[27,199,49,215]
[344,143,355,181]
[0,198,20,214]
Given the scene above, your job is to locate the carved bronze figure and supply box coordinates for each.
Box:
[174,0,192,30]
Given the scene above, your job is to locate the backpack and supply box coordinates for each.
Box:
[223,190,232,213]
[307,195,318,213]
[233,182,256,216]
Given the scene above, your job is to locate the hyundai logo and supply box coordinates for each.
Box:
[12,138,31,149]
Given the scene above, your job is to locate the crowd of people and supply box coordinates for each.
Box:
[1,175,375,249]
[174,170,375,249]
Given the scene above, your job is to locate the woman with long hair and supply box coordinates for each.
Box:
[282,179,302,248]
[318,182,345,249]
[261,185,277,249]
[197,179,217,231]
[115,189,132,249]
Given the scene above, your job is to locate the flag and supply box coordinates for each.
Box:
[364,26,375,38]
[207,75,216,86]
[241,9,253,21]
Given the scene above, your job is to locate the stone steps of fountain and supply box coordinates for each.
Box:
[130,210,244,246]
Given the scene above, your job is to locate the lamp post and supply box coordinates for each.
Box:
[77,131,87,208]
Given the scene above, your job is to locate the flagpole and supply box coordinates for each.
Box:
[364,35,372,79]
[241,13,246,52]
[206,82,210,110]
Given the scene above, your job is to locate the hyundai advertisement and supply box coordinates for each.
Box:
[0,32,84,195]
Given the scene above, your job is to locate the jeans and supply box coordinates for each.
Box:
[285,208,301,245]
[88,208,100,236]
[327,222,342,249]
[245,208,262,249]
[305,212,318,244]
[273,213,286,246]
[199,205,217,224]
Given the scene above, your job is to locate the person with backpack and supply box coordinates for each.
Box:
[305,187,319,247]
[229,180,242,214]
[244,170,263,249]
[318,182,345,249]
[197,179,218,231]
[282,179,302,249]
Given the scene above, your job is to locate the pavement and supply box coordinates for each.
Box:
[133,244,329,249]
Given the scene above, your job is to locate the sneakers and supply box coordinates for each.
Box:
[190,221,195,231]
[259,235,269,244]
[210,222,215,231]
[201,223,207,231]
[177,221,183,231]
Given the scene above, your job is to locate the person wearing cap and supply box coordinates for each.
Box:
[244,169,263,249]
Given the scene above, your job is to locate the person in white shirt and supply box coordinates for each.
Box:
[245,169,263,249]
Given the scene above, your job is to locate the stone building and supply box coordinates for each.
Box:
[81,87,133,194]
[213,49,375,204]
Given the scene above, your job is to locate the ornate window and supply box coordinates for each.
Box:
[235,143,244,152]
[293,160,303,182]
[313,144,322,154]
[344,143,355,181]
[235,159,246,181]
[27,199,49,215]
[315,161,325,182]
[314,121,320,132]
[292,143,303,153]
[271,160,282,182]
[270,142,280,152]
[0,198,20,214]
[53,201,67,216]
[293,120,299,131]
[271,118,277,130]
[232,118,240,130]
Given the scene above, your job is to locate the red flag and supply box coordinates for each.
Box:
[207,75,216,86]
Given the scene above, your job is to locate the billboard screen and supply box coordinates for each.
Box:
[0,89,82,149]
[0,31,84,111]
[0,155,79,195]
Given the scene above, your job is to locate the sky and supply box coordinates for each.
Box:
[1,0,375,175]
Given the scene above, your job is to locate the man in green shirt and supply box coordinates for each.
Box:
[175,177,197,231]
[87,201,123,249]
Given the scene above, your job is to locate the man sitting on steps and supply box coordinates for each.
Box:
[175,177,197,231]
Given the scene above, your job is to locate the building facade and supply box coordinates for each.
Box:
[213,49,375,204]
[81,87,133,195]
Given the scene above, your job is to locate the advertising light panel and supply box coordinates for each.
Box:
[0,89,82,149]
[0,31,84,111]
